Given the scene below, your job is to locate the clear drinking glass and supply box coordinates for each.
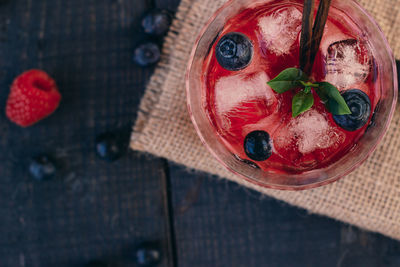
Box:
[186,0,398,190]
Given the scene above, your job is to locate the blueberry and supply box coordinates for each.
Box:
[95,132,125,162]
[133,42,161,67]
[142,9,172,36]
[333,89,371,131]
[134,241,162,266]
[216,32,253,71]
[29,155,57,180]
[244,131,272,161]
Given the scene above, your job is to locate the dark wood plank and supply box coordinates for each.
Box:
[169,163,400,267]
[0,0,179,266]
[156,0,181,10]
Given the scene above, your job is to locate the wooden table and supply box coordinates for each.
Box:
[1,0,400,266]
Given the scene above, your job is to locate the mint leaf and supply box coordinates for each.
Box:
[317,82,351,115]
[267,68,308,93]
[292,89,314,117]
[315,85,329,103]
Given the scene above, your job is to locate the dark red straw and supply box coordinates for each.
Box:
[299,0,332,76]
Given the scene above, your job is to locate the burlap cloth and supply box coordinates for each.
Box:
[131,0,400,240]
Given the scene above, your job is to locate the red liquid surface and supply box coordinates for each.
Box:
[202,0,381,174]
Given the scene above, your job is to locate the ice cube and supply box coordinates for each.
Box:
[319,20,352,54]
[290,110,344,154]
[272,120,302,164]
[258,7,302,56]
[215,72,276,114]
[215,72,278,138]
[324,39,371,89]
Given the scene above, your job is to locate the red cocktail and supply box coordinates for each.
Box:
[186,0,397,189]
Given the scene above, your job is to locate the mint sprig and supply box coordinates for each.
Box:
[266,68,307,93]
[267,68,351,117]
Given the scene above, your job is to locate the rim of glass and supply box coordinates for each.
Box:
[185,0,398,190]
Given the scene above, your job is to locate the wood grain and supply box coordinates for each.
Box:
[0,0,399,266]
[0,0,179,266]
[169,163,400,267]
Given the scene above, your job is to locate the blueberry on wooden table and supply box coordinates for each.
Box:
[95,132,126,162]
[216,32,253,71]
[333,89,371,131]
[142,9,172,36]
[133,42,161,67]
[29,154,57,180]
[244,131,272,161]
[134,241,162,266]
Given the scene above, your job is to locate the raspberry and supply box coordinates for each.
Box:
[6,69,61,127]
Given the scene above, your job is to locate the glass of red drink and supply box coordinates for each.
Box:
[186,0,397,190]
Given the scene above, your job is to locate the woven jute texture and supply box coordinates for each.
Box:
[131,0,400,239]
